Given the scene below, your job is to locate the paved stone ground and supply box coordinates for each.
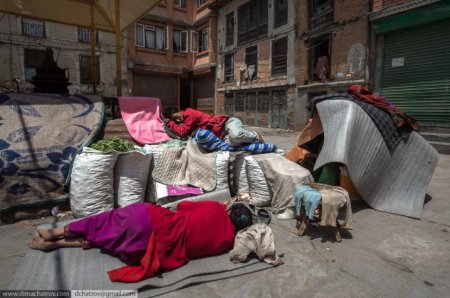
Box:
[1,128,449,298]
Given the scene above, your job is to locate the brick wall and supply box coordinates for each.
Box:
[216,92,225,114]
[295,0,368,84]
[373,0,412,11]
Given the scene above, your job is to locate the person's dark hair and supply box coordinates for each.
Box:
[228,203,254,232]
[163,107,180,120]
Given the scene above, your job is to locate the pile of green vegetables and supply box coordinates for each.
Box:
[91,137,135,152]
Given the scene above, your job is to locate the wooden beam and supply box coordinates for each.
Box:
[93,1,115,28]
[115,0,122,96]
[90,0,97,94]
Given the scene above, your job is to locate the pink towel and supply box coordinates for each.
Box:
[119,97,172,144]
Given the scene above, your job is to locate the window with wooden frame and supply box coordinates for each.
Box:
[272,37,288,76]
[174,0,186,8]
[235,92,245,112]
[246,92,257,112]
[245,45,258,80]
[79,55,100,85]
[225,12,234,46]
[173,30,188,53]
[135,23,167,50]
[271,90,287,128]
[24,49,46,81]
[224,93,234,116]
[257,91,270,113]
[310,35,331,82]
[197,0,207,8]
[224,53,234,83]
[237,0,268,45]
[22,18,45,37]
[309,0,333,31]
[274,0,288,28]
[78,27,99,44]
[191,31,199,53]
[198,28,208,52]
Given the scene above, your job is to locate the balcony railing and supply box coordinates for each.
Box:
[311,10,333,31]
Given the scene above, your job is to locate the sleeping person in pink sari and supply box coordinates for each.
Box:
[29,201,254,283]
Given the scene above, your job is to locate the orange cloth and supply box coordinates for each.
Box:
[286,147,309,163]
[298,113,324,153]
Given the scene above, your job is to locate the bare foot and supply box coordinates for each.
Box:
[29,235,56,251]
[37,228,61,241]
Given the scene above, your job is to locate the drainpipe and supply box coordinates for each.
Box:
[367,0,373,90]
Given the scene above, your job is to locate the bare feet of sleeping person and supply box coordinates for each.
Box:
[37,227,63,241]
[29,235,56,251]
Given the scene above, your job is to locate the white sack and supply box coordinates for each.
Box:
[115,151,152,207]
[70,148,118,218]
[216,151,230,191]
[142,144,165,203]
[245,156,271,207]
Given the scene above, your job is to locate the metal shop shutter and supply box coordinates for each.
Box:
[380,19,450,127]
[133,73,178,108]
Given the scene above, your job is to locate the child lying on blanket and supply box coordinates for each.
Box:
[29,201,254,283]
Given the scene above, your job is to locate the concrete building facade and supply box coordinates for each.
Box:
[127,0,218,113]
[0,13,128,96]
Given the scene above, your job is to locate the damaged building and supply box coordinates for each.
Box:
[211,0,369,130]
[127,0,218,113]
[212,0,296,129]
[295,0,369,129]
[0,13,128,95]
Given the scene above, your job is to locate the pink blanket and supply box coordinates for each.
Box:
[119,97,172,144]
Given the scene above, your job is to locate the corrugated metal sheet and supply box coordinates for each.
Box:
[315,99,438,218]
[380,18,450,126]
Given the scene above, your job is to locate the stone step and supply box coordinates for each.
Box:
[420,130,450,155]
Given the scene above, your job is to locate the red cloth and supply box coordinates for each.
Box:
[348,85,418,130]
[108,201,235,283]
[167,108,230,139]
[108,231,160,283]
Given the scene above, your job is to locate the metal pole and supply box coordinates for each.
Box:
[115,0,122,96]
[90,1,97,94]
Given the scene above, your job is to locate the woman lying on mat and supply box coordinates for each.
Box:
[29,201,253,283]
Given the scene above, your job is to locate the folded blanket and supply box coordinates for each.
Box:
[119,97,172,144]
[152,139,217,191]
[194,129,277,153]
[253,154,314,213]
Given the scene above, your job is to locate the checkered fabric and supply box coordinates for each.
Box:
[312,93,410,152]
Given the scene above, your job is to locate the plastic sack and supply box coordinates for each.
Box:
[70,147,118,218]
[245,156,271,207]
[142,144,165,203]
[216,151,230,191]
[115,150,152,207]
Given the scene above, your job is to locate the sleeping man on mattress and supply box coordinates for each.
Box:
[163,107,263,146]
[29,201,255,283]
